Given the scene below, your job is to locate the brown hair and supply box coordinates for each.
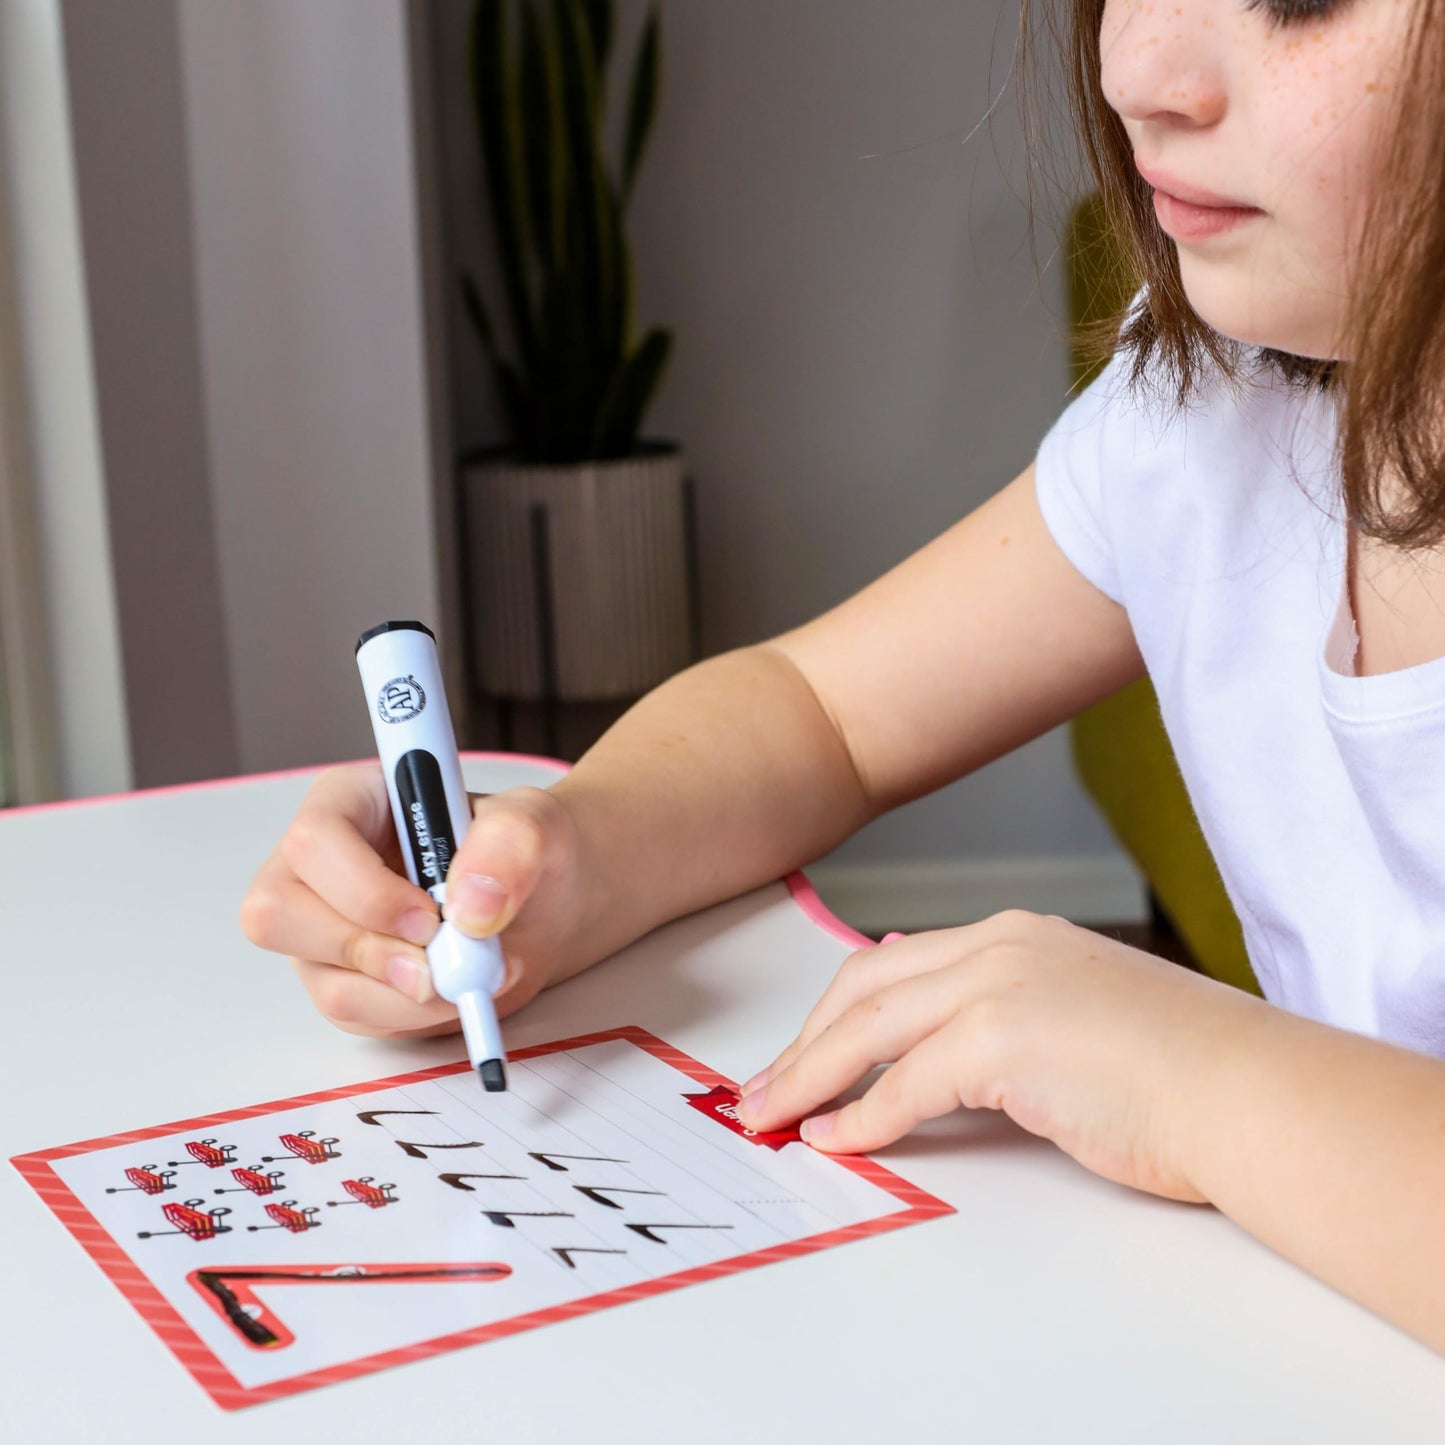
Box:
[1027,0,1445,548]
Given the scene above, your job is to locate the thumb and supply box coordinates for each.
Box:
[445,787,553,938]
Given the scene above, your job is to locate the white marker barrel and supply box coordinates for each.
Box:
[356,622,472,896]
[356,622,506,1084]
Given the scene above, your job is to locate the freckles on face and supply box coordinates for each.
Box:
[1100,0,1409,359]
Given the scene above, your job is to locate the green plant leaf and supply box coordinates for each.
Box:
[470,0,538,377]
[551,0,614,416]
[517,0,574,450]
[599,169,628,380]
[532,199,599,461]
[622,8,660,205]
[461,269,498,355]
[465,0,666,463]
[519,0,566,275]
[592,327,671,458]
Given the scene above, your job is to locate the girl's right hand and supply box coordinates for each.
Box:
[240,766,587,1039]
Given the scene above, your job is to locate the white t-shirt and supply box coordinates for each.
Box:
[1034,348,1445,1059]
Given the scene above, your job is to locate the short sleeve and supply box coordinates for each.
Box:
[1033,353,1129,607]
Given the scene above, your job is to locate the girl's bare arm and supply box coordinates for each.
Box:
[246,461,1143,1035]
[554,461,1145,969]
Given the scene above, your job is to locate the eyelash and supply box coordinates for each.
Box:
[1243,0,1345,26]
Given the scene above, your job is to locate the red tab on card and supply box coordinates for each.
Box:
[683,1086,801,1151]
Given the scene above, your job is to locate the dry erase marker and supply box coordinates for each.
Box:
[356,620,508,1092]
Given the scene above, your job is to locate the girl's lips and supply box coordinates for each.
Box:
[1152,187,1263,242]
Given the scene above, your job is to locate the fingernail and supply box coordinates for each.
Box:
[737,1088,765,1120]
[739,1070,769,1097]
[386,954,432,1004]
[800,1111,837,1143]
[449,874,509,933]
[879,931,906,945]
[399,907,437,948]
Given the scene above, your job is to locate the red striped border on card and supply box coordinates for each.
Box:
[10,1026,953,1410]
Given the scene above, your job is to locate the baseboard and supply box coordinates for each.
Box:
[803,854,1148,939]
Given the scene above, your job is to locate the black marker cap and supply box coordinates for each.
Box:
[478,1059,508,1093]
[355,619,436,656]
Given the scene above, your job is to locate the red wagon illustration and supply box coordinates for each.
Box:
[105,1165,176,1196]
[214,1167,286,1197]
[261,1131,340,1166]
[137,1199,233,1242]
[326,1178,398,1210]
[167,1138,237,1170]
[247,1201,321,1234]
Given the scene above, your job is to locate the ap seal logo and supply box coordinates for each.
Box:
[377,674,426,724]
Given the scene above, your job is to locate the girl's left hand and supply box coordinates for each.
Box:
[735,910,1270,1203]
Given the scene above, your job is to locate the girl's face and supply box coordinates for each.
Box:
[1100,0,1411,360]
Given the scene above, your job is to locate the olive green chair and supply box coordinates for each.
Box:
[1063,196,1259,996]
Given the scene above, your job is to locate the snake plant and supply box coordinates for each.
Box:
[463,0,670,465]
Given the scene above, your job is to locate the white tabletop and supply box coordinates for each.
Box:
[2,756,1442,1442]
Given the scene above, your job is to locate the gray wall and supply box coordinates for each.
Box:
[177,0,446,774]
[15,0,447,788]
[62,0,239,790]
[0,0,132,798]
[428,0,1126,888]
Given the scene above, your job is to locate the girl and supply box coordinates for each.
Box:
[243,0,1445,1353]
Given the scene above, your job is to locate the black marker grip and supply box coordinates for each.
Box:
[394,749,458,891]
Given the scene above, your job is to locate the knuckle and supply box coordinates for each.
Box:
[953,1000,1013,1102]
[306,967,362,1027]
[841,991,886,1035]
[309,763,372,802]
[280,809,327,871]
[987,907,1042,941]
[514,784,566,830]
[466,804,545,868]
[353,890,401,937]
[516,785,579,859]
[337,929,377,978]
[308,765,350,796]
[238,885,283,950]
[513,814,546,866]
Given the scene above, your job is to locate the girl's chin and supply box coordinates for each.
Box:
[1178,271,1343,362]
[1179,252,1346,359]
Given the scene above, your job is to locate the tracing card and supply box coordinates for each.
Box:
[11,1026,952,1409]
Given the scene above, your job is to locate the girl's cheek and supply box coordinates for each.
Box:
[1098,0,1125,48]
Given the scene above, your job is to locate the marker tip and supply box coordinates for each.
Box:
[478,1058,507,1093]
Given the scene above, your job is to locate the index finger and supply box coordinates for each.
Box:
[741,931,951,1095]
[739,965,963,1134]
[280,766,438,948]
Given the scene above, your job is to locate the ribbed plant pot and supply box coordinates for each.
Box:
[462,446,695,703]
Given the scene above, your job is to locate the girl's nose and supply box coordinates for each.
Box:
[1100,0,1228,130]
